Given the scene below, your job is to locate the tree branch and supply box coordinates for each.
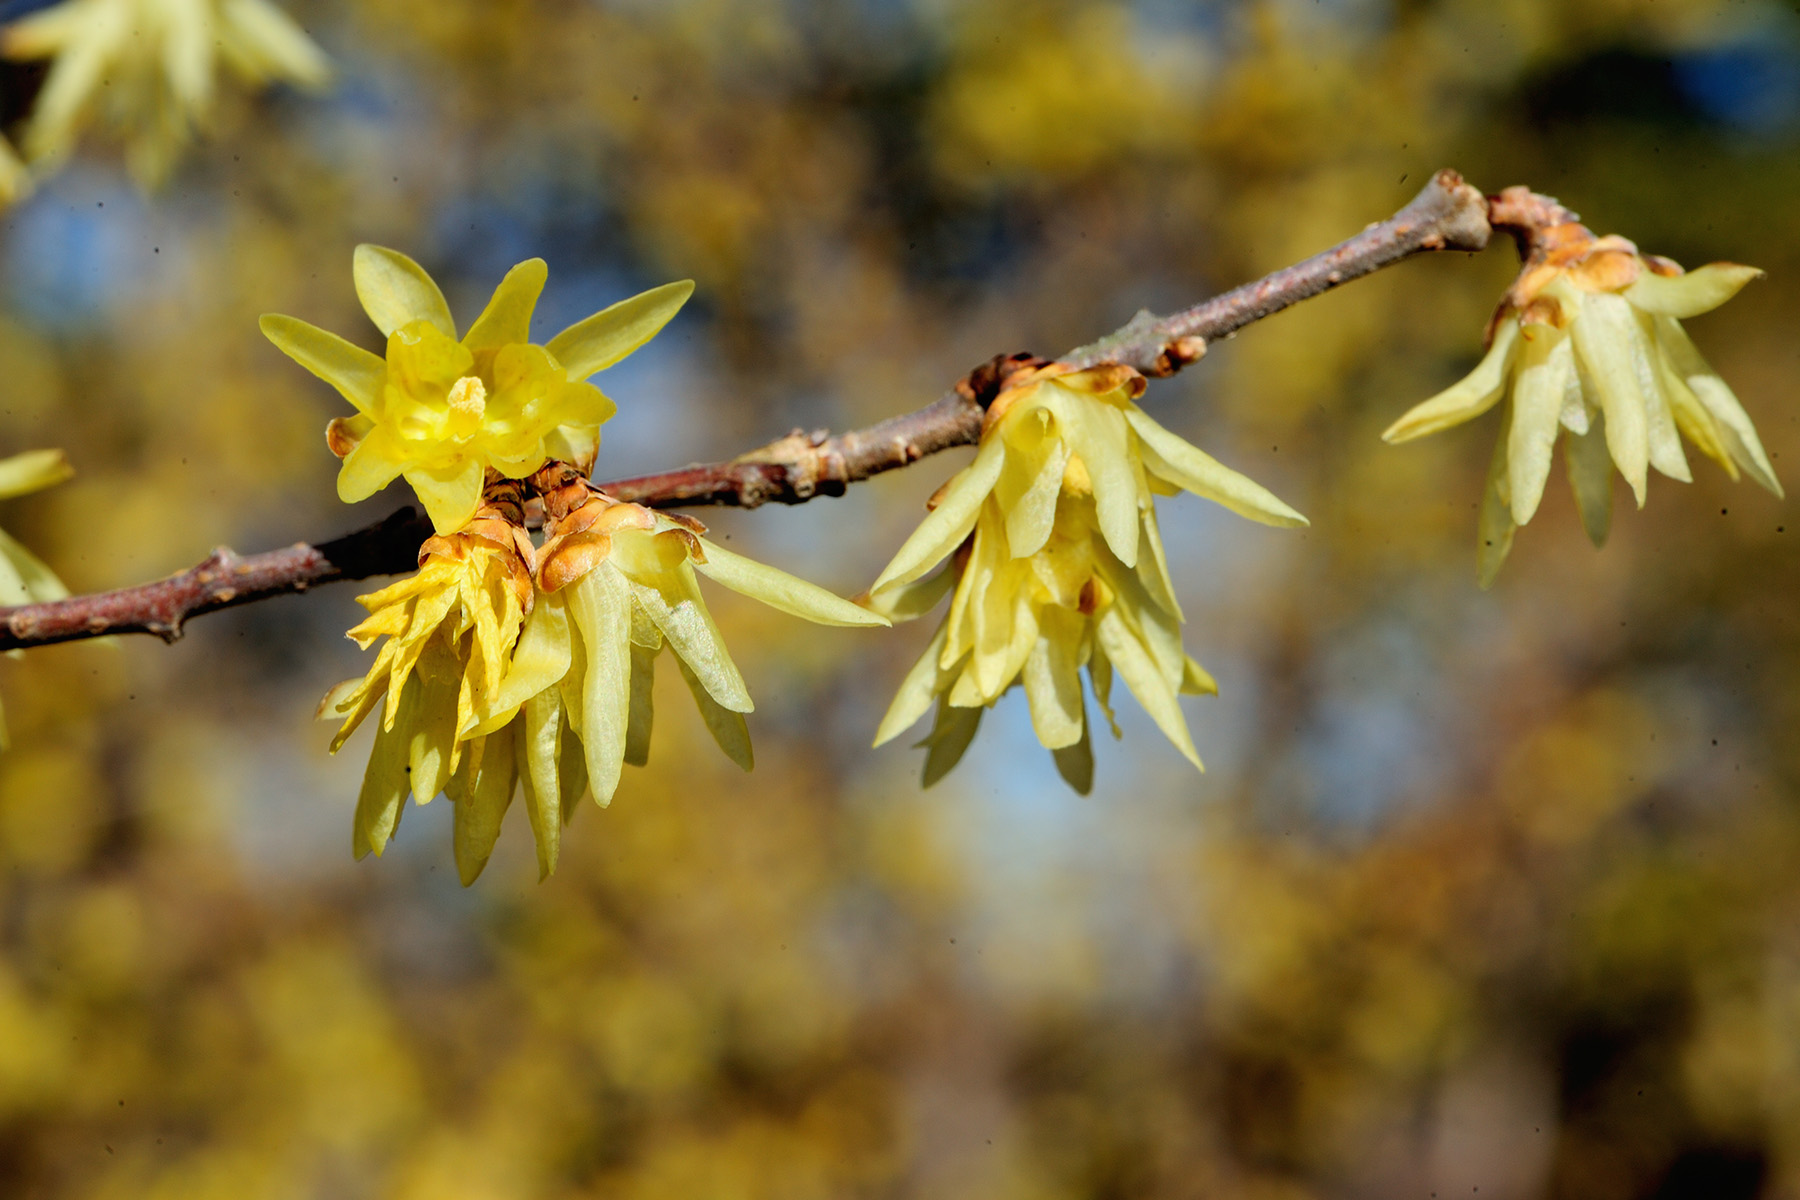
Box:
[0,169,1496,652]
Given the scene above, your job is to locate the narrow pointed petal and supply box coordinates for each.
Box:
[546,280,695,380]
[354,245,456,338]
[676,656,754,771]
[452,731,518,886]
[1051,719,1094,796]
[624,643,656,766]
[0,449,72,500]
[628,570,752,713]
[0,530,66,605]
[406,670,460,802]
[406,457,487,534]
[221,0,333,85]
[1477,411,1516,589]
[1630,311,1690,485]
[870,435,1007,593]
[1056,393,1141,565]
[475,597,572,733]
[519,692,565,879]
[1624,263,1762,319]
[19,20,115,163]
[1382,320,1521,443]
[1571,292,1649,506]
[1125,409,1308,527]
[692,538,887,627]
[993,408,1068,558]
[1021,620,1085,751]
[353,682,416,859]
[1180,656,1218,697]
[1507,326,1571,526]
[463,258,548,352]
[1096,611,1202,771]
[569,567,633,806]
[920,701,982,788]
[1659,360,1735,478]
[861,562,955,624]
[875,624,952,747]
[261,315,385,416]
[1565,419,1615,548]
[1656,316,1782,498]
[557,712,590,823]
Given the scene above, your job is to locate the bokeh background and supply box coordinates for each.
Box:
[0,0,1796,1195]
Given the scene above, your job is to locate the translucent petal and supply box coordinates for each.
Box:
[874,623,952,747]
[626,571,752,713]
[919,700,982,788]
[676,656,754,771]
[353,680,417,859]
[406,669,460,802]
[1656,316,1782,497]
[1565,418,1614,548]
[1570,292,1650,507]
[870,434,1006,593]
[1623,263,1762,319]
[463,258,547,352]
[261,315,385,417]
[475,597,572,732]
[1096,610,1202,771]
[861,562,955,624]
[405,457,487,535]
[1051,720,1094,796]
[624,643,656,767]
[1125,408,1308,527]
[161,0,215,114]
[354,245,456,338]
[1507,325,1571,526]
[557,712,589,823]
[1051,389,1141,565]
[0,549,30,608]
[18,13,118,163]
[1381,320,1520,443]
[451,730,517,886]
[993,406,1067,558]
[546,280,695,380]
[1021,611,1085,750]
[568,566,633,805]
[0,529,66,605]
[0,449,72,500]
[1180,656,1218,697]
[691,538,888,627]
[1628,311,1691,485]
[1476,413,1517,590]
[519,691,565,879]
[220,0,332,85]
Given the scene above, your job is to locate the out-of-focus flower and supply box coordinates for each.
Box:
[263,247,693,535]
[0,449,73,749]
[1384,217,1778,587]
[319,491,536,873]
[866,363,1306,792]
[0,136,31,208]
[452,473,884,880]
[0,0,331,187]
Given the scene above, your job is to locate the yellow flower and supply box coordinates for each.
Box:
[0,449,73,750]
[450,480,885,880]
[1,0,331,187]
[263,247,693,535]
[1384,227,1778,586]
[866,363,1306,791]
[319,499,536,871]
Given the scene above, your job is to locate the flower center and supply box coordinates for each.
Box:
[446,375,488,421]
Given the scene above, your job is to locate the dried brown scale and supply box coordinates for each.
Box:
[0,169,1504,651]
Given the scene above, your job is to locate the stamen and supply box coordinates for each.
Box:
[447,375,487,420]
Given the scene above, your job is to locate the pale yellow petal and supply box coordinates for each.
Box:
[874,623,952,747]
[519,691,565,879]
[260,315,384,415]
[1623,263,1762,319]
[336,430,407,503]
[451,730,517,886]
[463,258,547,352]
[1656,316,1782,497]
[1476,414,1517,590]
[624,642,656,767]
[0,449,70,501]
[1570,292,1649,507]
[1506,325,1570,526]
[1021,614,1085,751]
[220,0,332,86]
[1564,418,1614,548]
[473,596,572,732]
[676,655,753,771]
[1126,408,1308,528]
[690,538,888,627]
[869,433,1006,593]
[1051,721,1094,796]
[405,457,486,534]
[1050,388,1140,565]
[405,669,460,802]
[1382,319,1520,443]
[861,561,955,624]
[993,405,1067,558]
[617,552,752,712]
[19,13,119,163]
[353,681,416,859]
[568,566,633,805]
[354,245,456,338]
[919,700,982,788]
[1095,610,1202,771]
[546,280,694,380]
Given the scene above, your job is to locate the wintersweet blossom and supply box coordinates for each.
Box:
[1,0,331,186]
[263,247,692,535]
[1384,226,1778,586]
[454,480,885,880]
[320,497,536,868]
[866,363,1306,791]
[0,449,73,750]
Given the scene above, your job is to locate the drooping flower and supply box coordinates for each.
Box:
[0,0,331,187]
[1383,213,1778,586]
[319,490,537,871]
[262,246,693,535]
[866,362,1306,791]
[447,471,885,881]
[0,449,74,750]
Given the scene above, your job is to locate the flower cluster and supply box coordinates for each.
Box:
[0,450,74,748]
[1384,211,1778,585]
[0,0,330,189]
[275,252,884,882]
[866,362,1306,792]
